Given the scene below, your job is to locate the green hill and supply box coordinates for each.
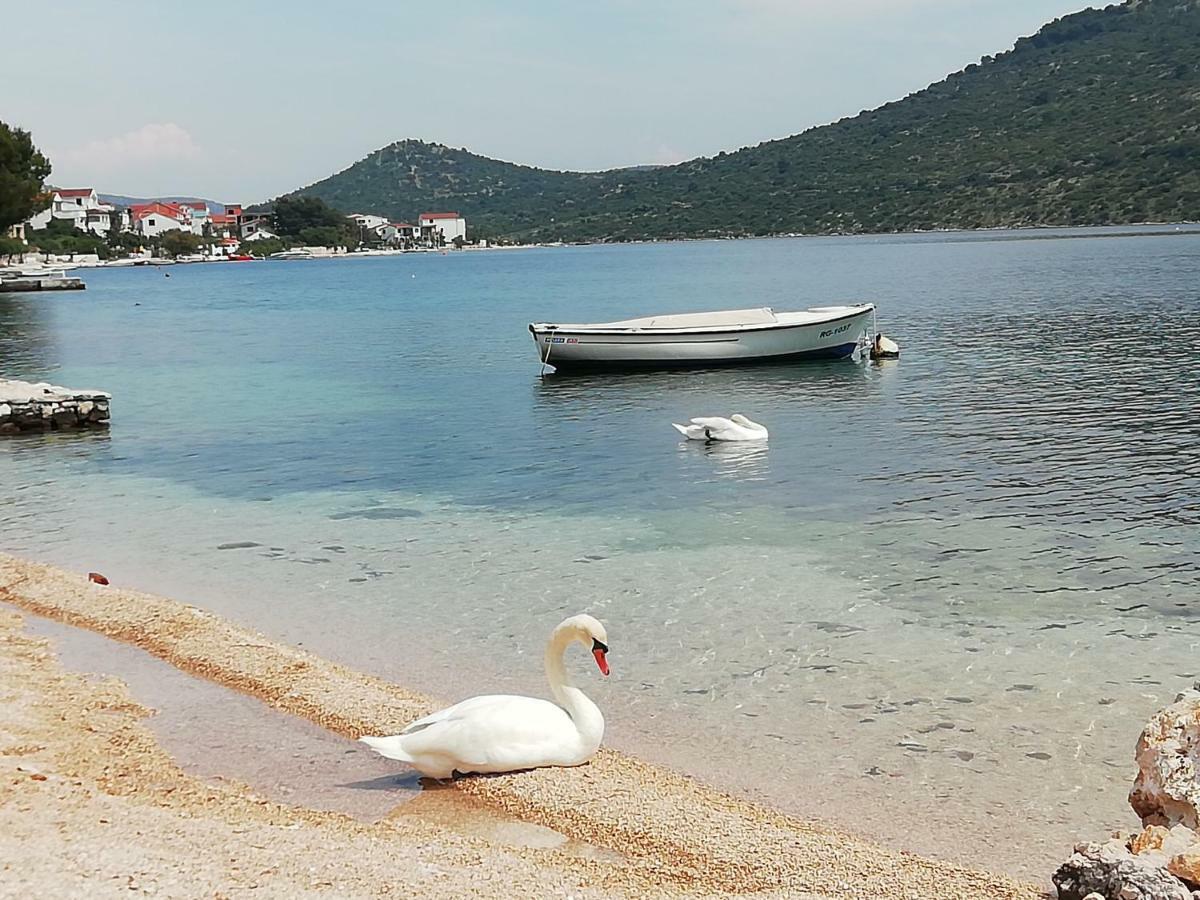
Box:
[286,0,1200,241]
[282,141,615,238]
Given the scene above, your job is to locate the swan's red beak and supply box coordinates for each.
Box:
[593,647,609,676]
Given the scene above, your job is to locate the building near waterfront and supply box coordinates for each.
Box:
[27,188,118,236]
[131,202,189,237]
[419,212,466,245]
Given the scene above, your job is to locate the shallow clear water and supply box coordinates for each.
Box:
[3,229,1199,878]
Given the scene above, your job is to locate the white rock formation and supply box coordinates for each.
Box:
[1053,838,1193,900]
[1131,685,1200,830]
[0,379,110,405]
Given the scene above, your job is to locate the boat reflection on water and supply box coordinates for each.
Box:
[531,358,882,412]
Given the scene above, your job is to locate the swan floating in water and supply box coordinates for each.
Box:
[672,414,768,442]
[359,614,609,779]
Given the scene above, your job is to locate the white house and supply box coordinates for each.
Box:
[131,202,189,237]
[27,187,116,235]
[240,213,276,241]
[348,213,389,233]
[419,211,466,244]
[381,222,417,245]
[81,207,114,236]
[243,225,278,242]
[182,201,211,235]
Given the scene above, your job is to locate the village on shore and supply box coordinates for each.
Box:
[1,187,490,270]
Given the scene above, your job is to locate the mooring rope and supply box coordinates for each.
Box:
[540,328,555,377]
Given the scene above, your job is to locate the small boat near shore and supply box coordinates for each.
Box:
[529,303,875,373]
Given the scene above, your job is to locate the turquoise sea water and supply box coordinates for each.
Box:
[2,229,1199,876]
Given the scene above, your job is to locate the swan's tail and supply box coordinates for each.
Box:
[359,734,414,762]
[671,423,690,437]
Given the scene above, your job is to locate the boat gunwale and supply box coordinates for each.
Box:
[529,304,874,336]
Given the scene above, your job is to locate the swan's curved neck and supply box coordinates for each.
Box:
[545,628,604,745]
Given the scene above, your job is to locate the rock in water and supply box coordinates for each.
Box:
[1052,839,1192,899]
[1130,685,1200,830]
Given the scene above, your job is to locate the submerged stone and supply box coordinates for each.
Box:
[329,507,422,520]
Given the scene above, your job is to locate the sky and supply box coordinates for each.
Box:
[7,0,1097,204]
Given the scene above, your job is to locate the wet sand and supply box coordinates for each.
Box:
[0,553,1045,898]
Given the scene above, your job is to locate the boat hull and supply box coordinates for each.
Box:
[530,306,872,373]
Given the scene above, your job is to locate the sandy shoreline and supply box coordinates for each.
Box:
[0,553,1045,898]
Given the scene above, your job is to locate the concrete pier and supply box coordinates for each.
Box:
[0,380,111,434]
[0,270,85,293]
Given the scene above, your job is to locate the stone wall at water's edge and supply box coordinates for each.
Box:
[0,379,110,434]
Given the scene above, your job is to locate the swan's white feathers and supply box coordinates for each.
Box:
[674,415,768,442]
[396,696,578,771]
[362,695,585,777]
[359,615,607,779]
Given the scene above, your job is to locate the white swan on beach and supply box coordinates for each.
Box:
[672,414,768,442]
[359,614,609,779]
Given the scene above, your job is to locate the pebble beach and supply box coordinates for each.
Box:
[0,554,1044,899]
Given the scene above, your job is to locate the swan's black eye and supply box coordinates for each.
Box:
[592,639,608,653]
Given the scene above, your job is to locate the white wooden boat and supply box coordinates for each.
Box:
[529,304,874,373]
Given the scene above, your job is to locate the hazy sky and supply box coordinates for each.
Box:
[8,1,1094,203]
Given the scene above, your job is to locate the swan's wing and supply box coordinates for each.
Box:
[399,694,499,734]
[397,695,580,772]
[674,423,707,440]
[730,415,763,429]
[700,420,740,440]
[689,417,732,428]
[401,694,523,733]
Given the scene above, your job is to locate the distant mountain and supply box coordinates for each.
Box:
[284,0,1200,241]
[98,194,228,212]
[279,141,610,236]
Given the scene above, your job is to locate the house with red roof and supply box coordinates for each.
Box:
[26,188,118,236]
[130,201,190,237]
[207,210,242,241]
[418,211,466,245]
[381,222,417,245]
[180,201,212,236]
